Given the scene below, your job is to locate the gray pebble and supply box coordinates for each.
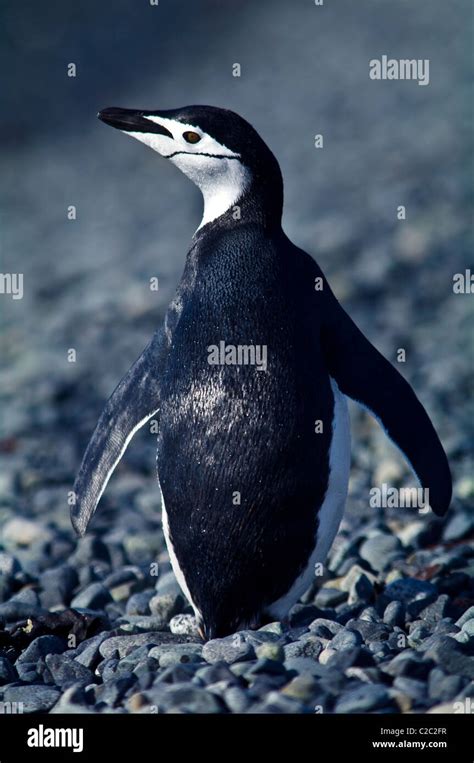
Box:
[393,676,427,702]
[443,512,474,542]
[45,653,95,688]
[424,636,474,679]
[0,656,17,685]
[148,592,183,622]
[148,643,203,668]
[334,684,392,713]
[158,685,224,713]
[224,685,251,712]
[331,628,363,651]
[314,587,348,608]
[456,606,474,629]
[71,582,112,609]
[383,600,405,628]
[3,684,60,713]
[428,667,466,701]
[202,633,255,664]
[125,590,155,616]
[16,635,66,664]
[384,578,436,605]
[359,534,403,573]
[169,613,201,637]
[100,632,192,660]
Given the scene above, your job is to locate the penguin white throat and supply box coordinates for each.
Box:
[170,151,252,231]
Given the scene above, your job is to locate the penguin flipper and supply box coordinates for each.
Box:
[322,300,452,516]
[71,329,167,536]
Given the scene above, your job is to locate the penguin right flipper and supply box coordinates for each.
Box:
[321,294,452,517]
[71,328,167,537]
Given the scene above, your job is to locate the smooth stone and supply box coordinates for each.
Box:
[284,657,327,677]
[195,664,238,685]
[331,628,363,651]
[359,534,403,573]
[428,667,466,701]
[148,593,184,622]
[71,582,112,609]
[334,684,392,713]
[423,637,474,679]
[3,684,60,713]
[74,632,112,669]
[159,685,224,713]
[359,606,381,623]
[169,614,200,637]
[2,518,52,547]
[154,571,182,597]
[202,634,255,665]
[327,647,374,671]
[281,674,319,702]
[349,573,375,605]
[0,656,17,684]
[125,590,155,616]
[309,618,343,637]
[44,653,95,688]
[249,690,305,714]
[393,676,427,701]
[384,578,436,604]
[255,643,285,662]
[383,650,433,680]
[283,635,324,661]
[418,595,450,625]
[0,552,21,576]
[39,564,78,608]
[315,587,348,608]
[338,564,377,593]
[345,619,391,643]
[100,632,192,659]
[148,643,203,668]
[319,647,337,665]
[456,607,474,629]
[383,600,405,628]
[16,635,67,664]
[288,604,320,628]
[72,535,110,565]
[50,685,93,714]
[16,662,40,682]
[258,621,285,636]
[443,513,474,542]
[224,685,251,712]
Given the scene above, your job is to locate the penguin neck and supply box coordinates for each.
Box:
[194,161,284,237]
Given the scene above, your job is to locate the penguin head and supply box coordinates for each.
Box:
[98,105,283,229]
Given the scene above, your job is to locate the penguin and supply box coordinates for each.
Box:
[71,105,452,639]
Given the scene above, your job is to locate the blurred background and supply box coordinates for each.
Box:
[0,0,472,547]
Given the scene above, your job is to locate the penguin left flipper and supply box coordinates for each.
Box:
[71,328,167,536]
[321,292,452,517]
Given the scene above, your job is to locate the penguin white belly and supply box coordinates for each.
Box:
[158,378,351,626]
[266,378,351,620]
[159,484,202,620]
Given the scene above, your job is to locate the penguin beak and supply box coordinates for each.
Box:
[98,107,173,138]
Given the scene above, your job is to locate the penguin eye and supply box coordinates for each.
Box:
[183,131,201,144]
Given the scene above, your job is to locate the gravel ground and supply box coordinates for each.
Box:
[0,0,472,713]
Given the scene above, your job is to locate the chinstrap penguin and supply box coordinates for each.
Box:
[71,105,452,639]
